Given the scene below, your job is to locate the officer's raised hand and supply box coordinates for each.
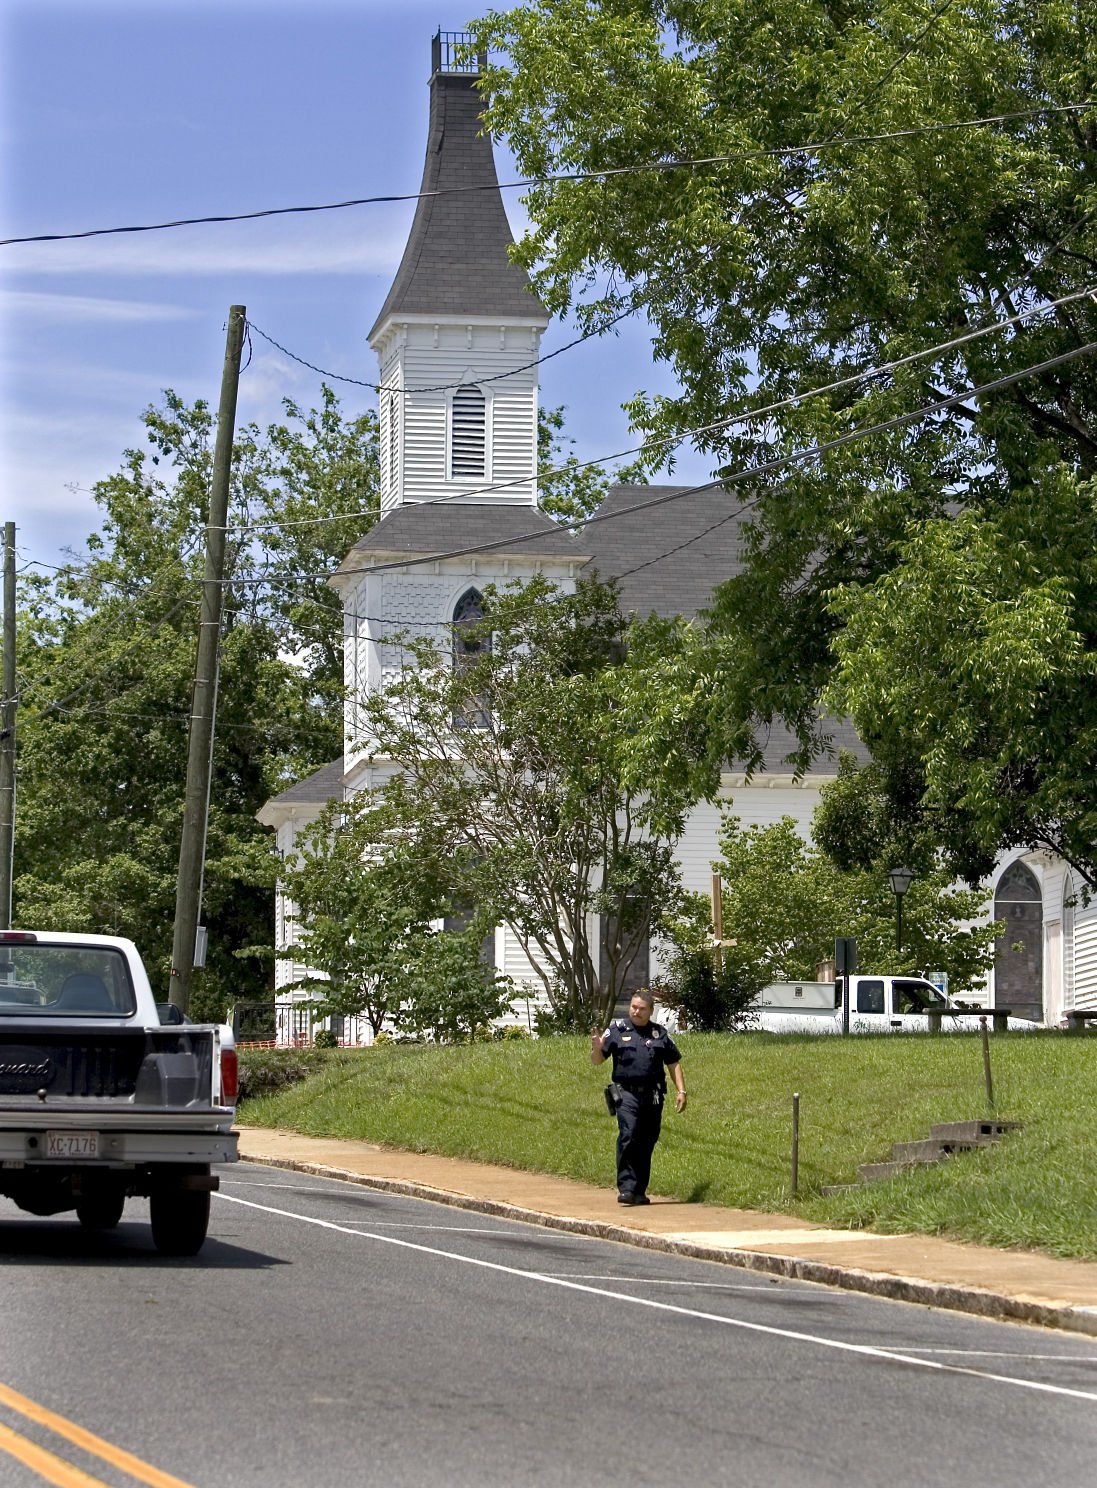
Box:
[590,1027,606,1065]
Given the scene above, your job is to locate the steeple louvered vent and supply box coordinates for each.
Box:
[451,385,486,478]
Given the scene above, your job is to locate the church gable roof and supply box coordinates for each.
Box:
[583,483,749,619]
[334,502,588,575]
[584,484,871,770]
[264,757,346,809]
[369,43,548,340]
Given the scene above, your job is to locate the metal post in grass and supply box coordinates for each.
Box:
[835,936,857,1036]
[791,1092,800,1198]
[979,1016,995,1109]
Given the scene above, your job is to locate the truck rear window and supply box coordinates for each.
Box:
[0,945,136,1017]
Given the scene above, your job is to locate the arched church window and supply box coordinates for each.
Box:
[452,588,490,728]
[993,860,1043,1023]
[451,385,486,479]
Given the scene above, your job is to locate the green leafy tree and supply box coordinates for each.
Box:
[825,506,1097,885]
[537,404,646,524]
[278,801,513,1041]
[360,575,700,1029]
[14,388,379,1018]
[471,0,1097,880]
[395,928,517,1044]
[710,807,998,999]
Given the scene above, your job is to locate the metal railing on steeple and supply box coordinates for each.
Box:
[432,29,486,76]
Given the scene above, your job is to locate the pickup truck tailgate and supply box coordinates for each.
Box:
[0,1027,224,1109]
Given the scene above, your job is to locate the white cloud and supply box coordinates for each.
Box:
[1,212,411,278]
[0,289,199,322]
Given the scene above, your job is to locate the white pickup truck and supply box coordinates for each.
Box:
[0,929,238,1254]
[756,975,1030,1033]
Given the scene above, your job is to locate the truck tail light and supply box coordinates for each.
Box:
[220,1048,238,1105]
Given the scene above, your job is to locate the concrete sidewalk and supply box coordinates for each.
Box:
[236,1126,1097,1338]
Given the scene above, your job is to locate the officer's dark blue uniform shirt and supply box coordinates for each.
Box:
[601,1018,681,1086]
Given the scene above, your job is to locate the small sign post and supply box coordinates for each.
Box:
[835,937,857,1036]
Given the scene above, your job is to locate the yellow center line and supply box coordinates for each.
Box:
[0,1419,115,1488]
[0,1383,196,1488]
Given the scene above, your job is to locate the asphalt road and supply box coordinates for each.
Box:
[2,1162,1096,1487]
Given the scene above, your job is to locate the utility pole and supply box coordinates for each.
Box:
[168,306,246,1012]
[0,523,16,930]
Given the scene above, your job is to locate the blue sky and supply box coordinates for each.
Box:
[0,0,707,573]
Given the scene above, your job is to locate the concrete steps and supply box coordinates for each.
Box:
[820,1119,1022,1196]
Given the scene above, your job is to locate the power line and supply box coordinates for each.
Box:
[11,523,209,711]
[16,339,1096,736]
[246,304,637,395]
[15,593,197,716]
[219,336,1097,589]
[835,0,960,126]
[228,282,1097,537]
[2,105,1089,248]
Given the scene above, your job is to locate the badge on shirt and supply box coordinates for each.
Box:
[621,1034,632,1042]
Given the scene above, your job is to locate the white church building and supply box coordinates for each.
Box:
[258,33,1089,1041]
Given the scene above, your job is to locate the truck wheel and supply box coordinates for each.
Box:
[149,1188,210,1256]
[76,1189,126,1232]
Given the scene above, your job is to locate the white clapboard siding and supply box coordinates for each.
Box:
[674,785,828,895]
[490,384,538,483]
[386,326,540,506]
[1071,895,1097,1009]
[501,922,554,989]
[379,348,403,512]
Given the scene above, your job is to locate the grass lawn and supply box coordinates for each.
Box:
[239,1031,1097,1260]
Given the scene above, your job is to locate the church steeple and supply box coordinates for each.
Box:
[370,32,549,512]
[371,33,548,336]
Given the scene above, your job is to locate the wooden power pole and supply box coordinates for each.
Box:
[168,306,246,1012]
[0,523,16,930]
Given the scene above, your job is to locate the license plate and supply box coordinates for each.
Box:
[44,1131,99,1159]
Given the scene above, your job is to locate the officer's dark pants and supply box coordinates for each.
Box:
[615,1084,663,1197]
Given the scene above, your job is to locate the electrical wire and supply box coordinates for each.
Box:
[14,593,197,715]
[2,105,1089,248]
[833,0,960,127]
[247,304,637,395]
[17,334,1096,731]
[228,282,1097,537]
[11,522,210,711]
[215,336,1097,590]
[14,302,1096,735]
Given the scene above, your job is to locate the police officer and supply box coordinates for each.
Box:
[591,989,686,1205]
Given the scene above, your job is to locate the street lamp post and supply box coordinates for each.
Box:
[889,866,915,953]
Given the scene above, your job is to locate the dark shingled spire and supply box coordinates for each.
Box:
[369,33,548,340]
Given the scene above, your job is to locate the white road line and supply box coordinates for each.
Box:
[540,1274,817,1292]
[215,1192,1097,1404]
[897,1348,1097,1362]
[227,1180,565,1233]
[302,1220,530,1235]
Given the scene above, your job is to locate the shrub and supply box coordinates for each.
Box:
[533,1001,590,1035]
[237,1048,328,1101]
[313,1028,339,1049]
[654,951,760,1031]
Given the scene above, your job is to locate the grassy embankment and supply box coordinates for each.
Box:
[239,1032,1097,1260]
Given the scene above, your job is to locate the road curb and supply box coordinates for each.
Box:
[237,1152,1097,1339]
